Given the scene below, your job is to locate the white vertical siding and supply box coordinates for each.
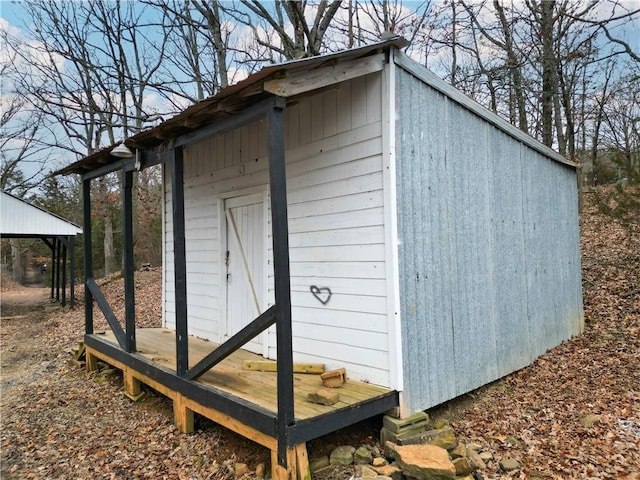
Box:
[163,73,392,387]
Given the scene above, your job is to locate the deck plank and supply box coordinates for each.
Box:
[97,328,390,421]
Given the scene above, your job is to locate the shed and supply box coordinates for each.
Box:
[1,190,82,306]
[58,37,583,478]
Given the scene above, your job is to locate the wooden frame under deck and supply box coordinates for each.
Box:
[84,329,398,479]
[77,94,400,479]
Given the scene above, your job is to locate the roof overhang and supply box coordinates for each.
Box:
[56,37,409,177]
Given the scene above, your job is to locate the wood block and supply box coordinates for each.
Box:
[308,389,340,406]
[174,393,194,434]
[271,447,298,480]
[320,368,346,388]
[242,360,325,374]
[85,351,99,372]
[296,444,311,480]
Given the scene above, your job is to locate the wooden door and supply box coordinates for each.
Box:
[224,193,266,354]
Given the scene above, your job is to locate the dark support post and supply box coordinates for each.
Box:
[55,239,62,301]
[83,178,94,334]
[170,147,188,376]
[50,238,57,299]
[61,239,67,307]
[267,103,294,468]
[123,169,136,352]
[69,237,75,308]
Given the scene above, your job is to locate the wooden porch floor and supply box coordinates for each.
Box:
[96,328,392,421]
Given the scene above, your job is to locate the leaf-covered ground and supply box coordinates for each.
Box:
[1,186,638,479]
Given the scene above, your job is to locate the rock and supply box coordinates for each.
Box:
[354,446,373,464]
[580,414,602,428]
[506,436,520,446]
[478,450,493,462]
[255,463,265,478]
[330,445,355,465]
[308,388,340,405]
[373,464,403,480]
[234,463,249,476]
[449,444,467,459]
[309,456,329,472]
[466,449,486,470]
[385,442,456,480]
[466,442,483,451]
[499,458,521,472]
[452,457,475,476]
[372,456,388,467]
[356,465,379,478]
[417,426,458,450]
[434,419,449,429]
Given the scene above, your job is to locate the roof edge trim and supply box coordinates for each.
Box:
[394,51,578,169]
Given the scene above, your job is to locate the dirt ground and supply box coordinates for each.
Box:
[1,186,639,479]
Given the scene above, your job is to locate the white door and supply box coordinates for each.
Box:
[224,193,266,355]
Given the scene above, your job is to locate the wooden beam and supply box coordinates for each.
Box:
[50,237,57,300]
[263,54,385,97]
[267,103,295,468]
[86,278,126,348]
[184,306,276,381]
[174,96,286,150]
[242,361,325,374]
[80,158,132,181]
[84,335,278,438]
[169,146,189,376]
[122,169,136,353]
[69,236,75,309]
[83,179,93,333]
[61,240,67,307]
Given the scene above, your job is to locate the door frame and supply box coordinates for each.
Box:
[218,186,270,357]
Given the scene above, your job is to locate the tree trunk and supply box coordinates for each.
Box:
[10,240,24,284]
[540,0,555,147]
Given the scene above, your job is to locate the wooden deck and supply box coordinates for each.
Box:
[85,328,398,479]
[96,328,391,420]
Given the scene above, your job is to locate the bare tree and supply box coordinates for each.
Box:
[223,1,342,61]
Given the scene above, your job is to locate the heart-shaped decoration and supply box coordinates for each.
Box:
[310,285,332,305]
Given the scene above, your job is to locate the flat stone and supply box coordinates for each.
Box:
[453,457,475,476]
[330,445,355,465]
[309,456,329,472]
[354,446,373,464]
[234,463,249,476]
[372,456,388,467]
[308,388,340,405]
[478,450,493,462]
[499,458,521,472]
[581,414,603,428]
[466,442,483,451]
[466,449,486,470]
[356,465,379,478]
[449,444,467,459]
[385,442,456,480]
[373,464,403,480]
[383,412,429,434]
[416,426,458,450]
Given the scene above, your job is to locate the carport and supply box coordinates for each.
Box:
[1,191,82,307]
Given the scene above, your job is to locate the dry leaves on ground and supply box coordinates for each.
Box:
[1,185,639,479]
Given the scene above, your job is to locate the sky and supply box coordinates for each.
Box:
[1,0,639,190]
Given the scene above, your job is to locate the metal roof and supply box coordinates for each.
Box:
[57,37,408,176]
[0,191,82,238]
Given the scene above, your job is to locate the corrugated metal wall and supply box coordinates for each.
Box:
[394,66,583,414]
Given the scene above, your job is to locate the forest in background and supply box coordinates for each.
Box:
[1,0,638,281]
